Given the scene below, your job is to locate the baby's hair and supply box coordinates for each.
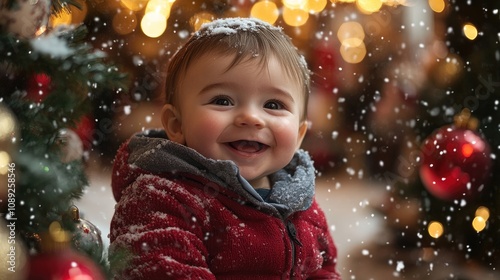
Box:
[164,17,311,121]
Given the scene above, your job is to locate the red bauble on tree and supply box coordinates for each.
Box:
[28,248,105,280]
[26,72,52,103]
[27,221,105,280]
[419,110,493,201]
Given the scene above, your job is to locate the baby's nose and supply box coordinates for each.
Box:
[235,109,265,128]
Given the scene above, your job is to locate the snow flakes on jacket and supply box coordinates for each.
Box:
[109,130,340,279]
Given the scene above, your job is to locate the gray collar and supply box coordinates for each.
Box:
[127,130,315,218]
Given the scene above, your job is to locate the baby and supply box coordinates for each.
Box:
[109,17,340,279]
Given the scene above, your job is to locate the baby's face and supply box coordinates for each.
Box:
[165,53,307,189]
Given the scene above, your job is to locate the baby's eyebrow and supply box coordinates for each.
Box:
[198,82,234,95]
[265,87,296,103]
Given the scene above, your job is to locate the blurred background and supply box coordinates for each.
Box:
[1,0,500,279]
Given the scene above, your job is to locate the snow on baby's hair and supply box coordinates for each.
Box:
[194,17,282,38]
[194,17,310,75]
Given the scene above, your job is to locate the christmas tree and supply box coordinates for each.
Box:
[0,0,127,278]
[2,0,499,279]
[361,1,500,278]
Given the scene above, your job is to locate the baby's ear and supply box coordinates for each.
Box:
[161,104,185,144]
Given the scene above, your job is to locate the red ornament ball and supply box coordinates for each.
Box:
[419,125,492,200]
[26,73,52,103]
[27,247,105,280]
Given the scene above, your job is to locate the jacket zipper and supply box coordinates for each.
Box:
[285,219,302,279]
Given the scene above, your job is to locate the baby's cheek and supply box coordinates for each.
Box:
[273,121,301,144]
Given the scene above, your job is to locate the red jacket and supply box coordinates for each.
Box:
[109,131,340,279]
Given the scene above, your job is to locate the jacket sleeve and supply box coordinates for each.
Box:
[306,200,342,280]
[109,174,216,280]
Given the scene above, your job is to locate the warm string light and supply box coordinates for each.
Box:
[113,0,177,38]
[463,23,478,40]
[356,0,383,14]
[121,0,149,11]
[141,0,175,38]
[251,1,280,24]
[427,206,490,239]
[428,0,445,13]
[0,151,11,175]
[282,6,310,27]
[337,21,366,63]
[428,221,444,239]
[473,206,490,232]
[107,0,410,38]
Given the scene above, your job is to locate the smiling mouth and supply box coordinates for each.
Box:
[228,140,268,153]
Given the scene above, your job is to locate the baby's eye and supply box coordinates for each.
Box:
[264,100,285,110]
[210,96,233,106]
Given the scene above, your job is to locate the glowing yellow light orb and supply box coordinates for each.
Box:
[120,0,148,11]
[113,11,137,35]
[340,38,366,64]
[283,0,307,10]
[283,7,309,27]
[0,151,11,175]
[146,0,172,18]
[251,1,279,25]
[306,0,327,14]
[337,21,365,42]
[428,0,445,13]
[428,221,444,239]
[0,112,16,141]
[356,0,383,14]
[141,12,167,38]
[475,206,490,221]
[472,216,486,232]
[463,23,478,40]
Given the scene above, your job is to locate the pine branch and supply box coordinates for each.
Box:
[1,22,129,253]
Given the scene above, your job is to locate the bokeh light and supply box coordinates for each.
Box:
[428,221,444,238]
[146,0,172,17]
[306,0,328,14]
[337,21,365,41]
[475,206,490,221]
[251,1,280,25]
[141,12,167,38]
[283,6,309,27]
[337,21,366,64]
[463,23,478,40]
[120,0,148,11]
[283,0,307,10]
[472,216,486,232]
[0,151,11,175]
[340,38,366,64]
[356,0,383,14]
[428,0,445,13]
